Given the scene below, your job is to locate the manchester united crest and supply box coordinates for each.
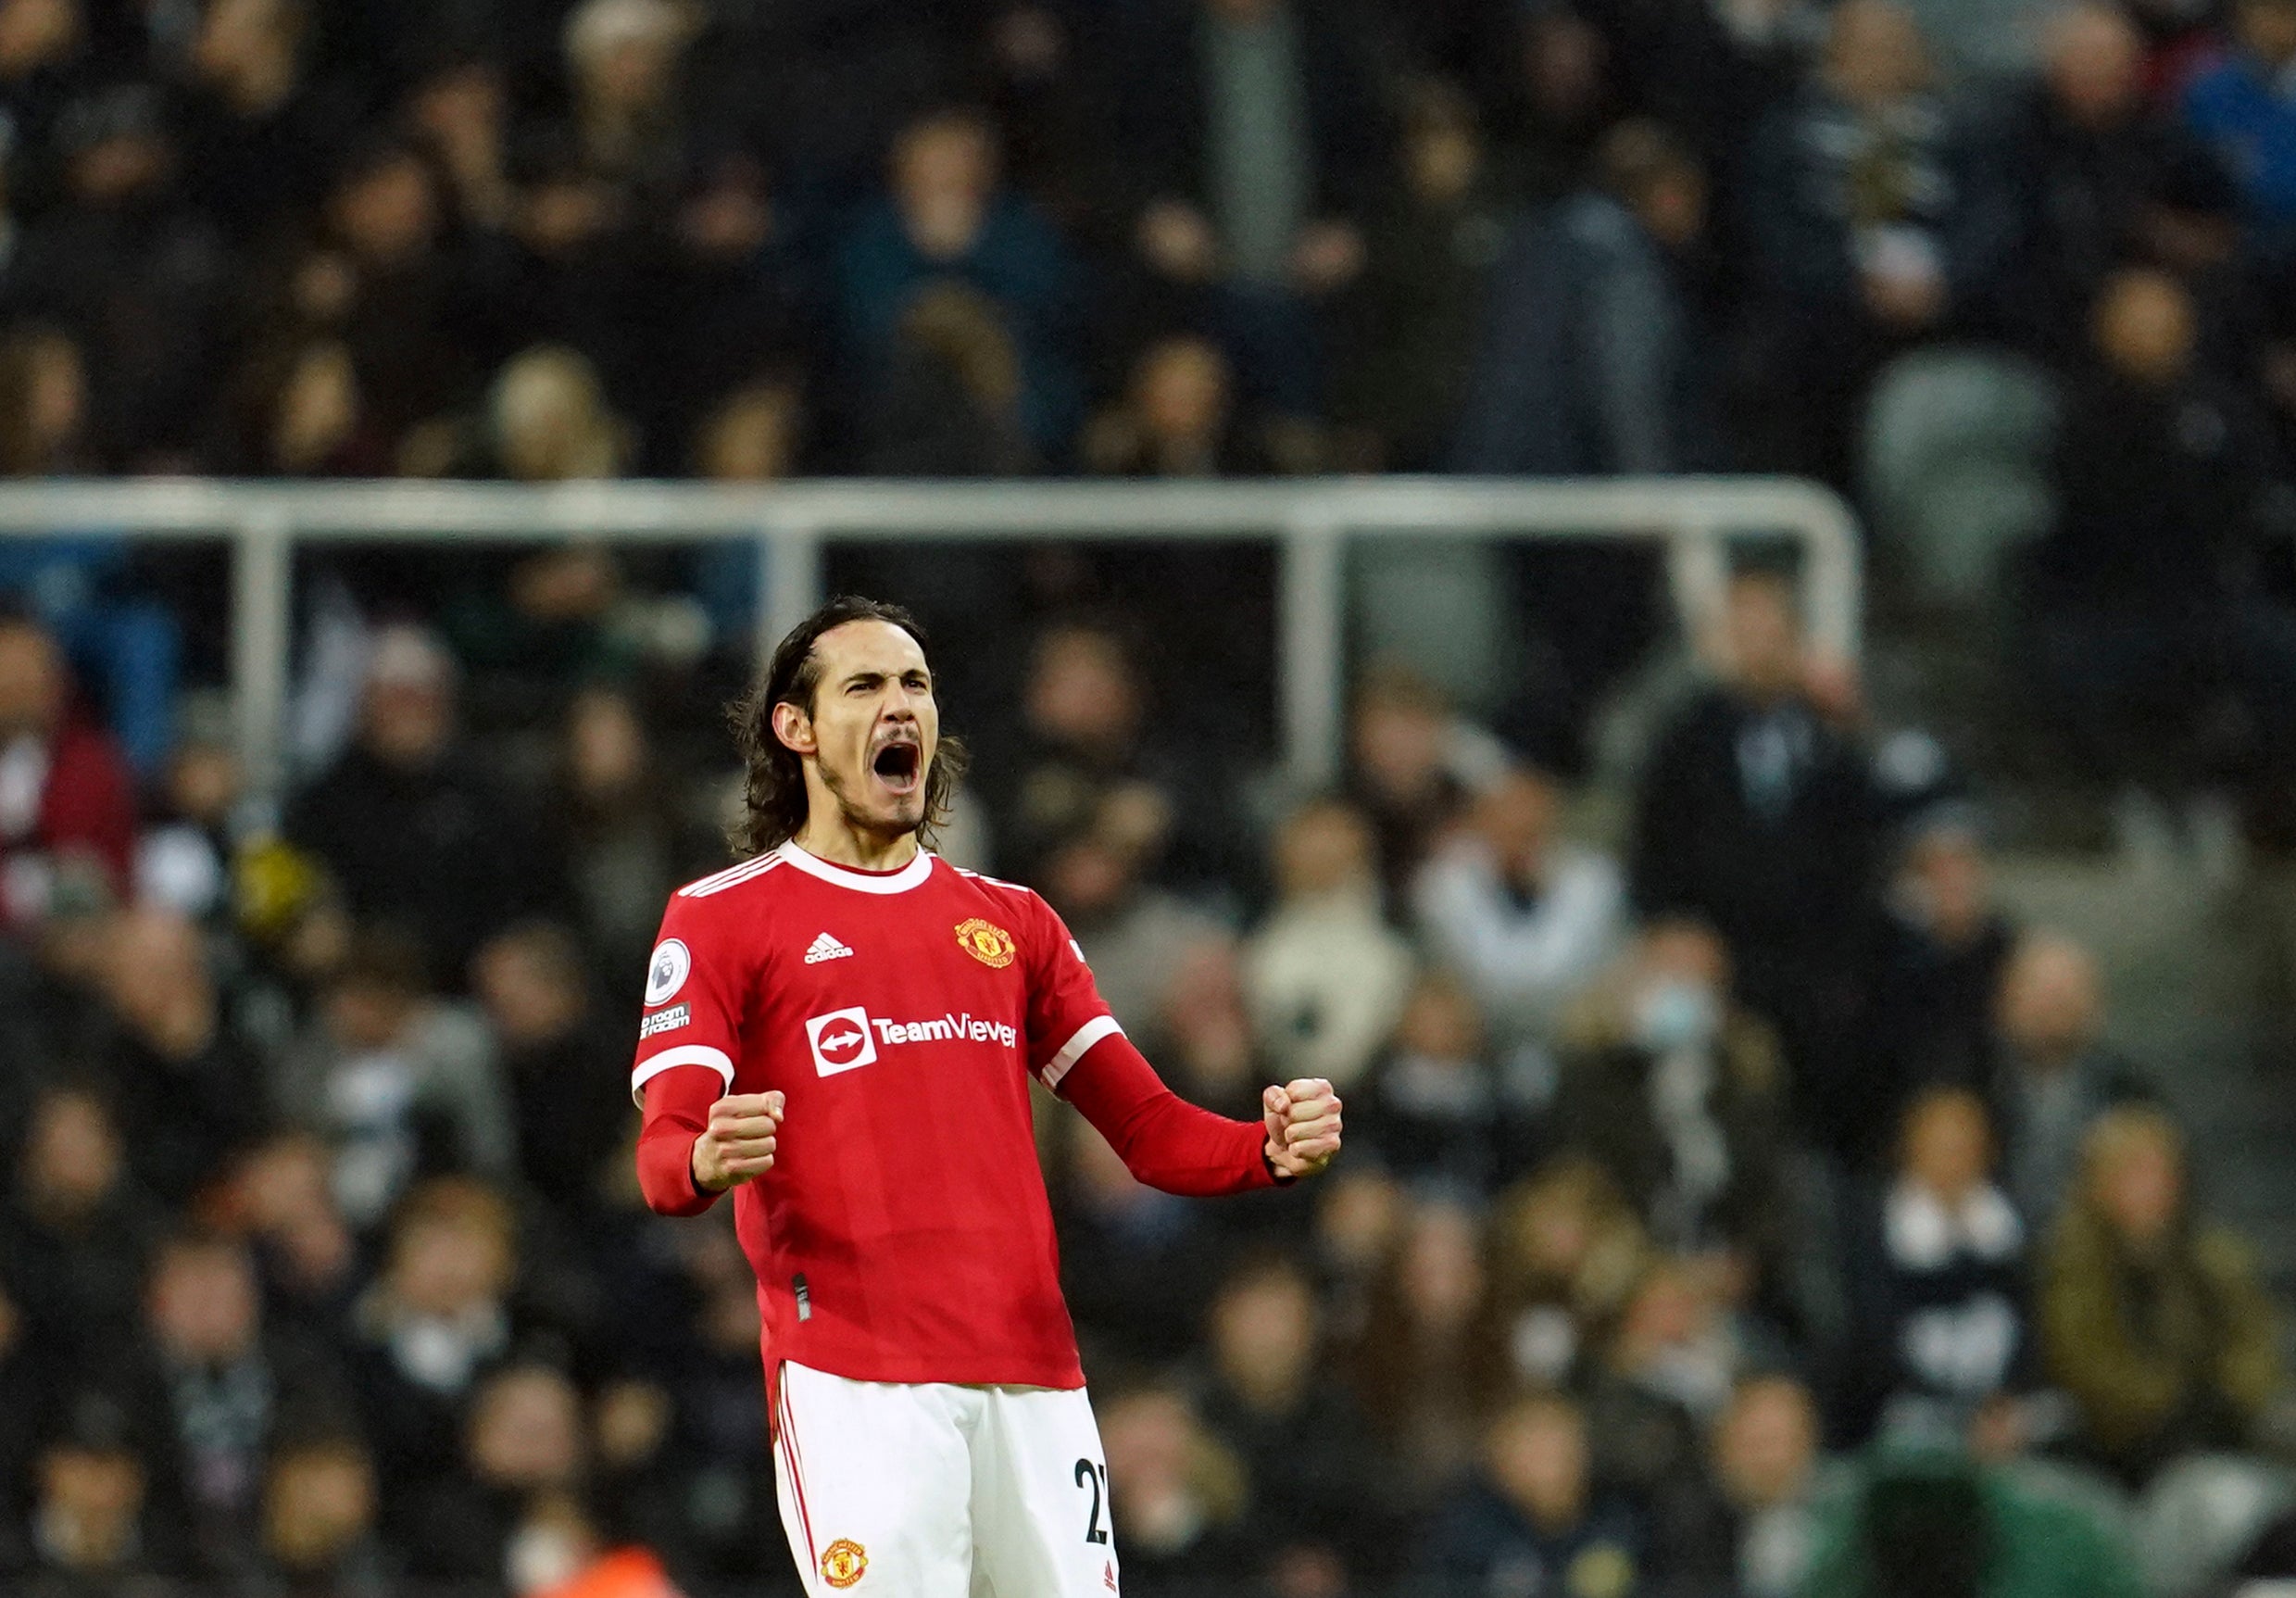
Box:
[821,1539,868,1588]
[956,918,1016,969]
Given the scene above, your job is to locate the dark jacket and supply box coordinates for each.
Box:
[1450,192,1711,475]
[1110,0,1386,227]
[2039,1202,2280,1482]
[284,746,552,985]
[1842,1179,2036,1443]
[1423,1483,1648,1595]
[1741,84,2020,334]
[1628,687,1885,1146]
[2033,372,2272,617]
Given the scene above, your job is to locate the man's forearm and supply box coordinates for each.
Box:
[637,1068,724,1216]
[1058,1033,1276,1197]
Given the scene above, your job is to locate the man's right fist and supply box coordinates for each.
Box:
[691,1091,784,1193]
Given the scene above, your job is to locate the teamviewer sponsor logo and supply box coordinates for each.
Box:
[802,1006,1020,1076]
[806,1007,878,1076]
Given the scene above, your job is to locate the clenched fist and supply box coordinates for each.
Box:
[691,1091,784,1193]
[1262,1078,1343,1181]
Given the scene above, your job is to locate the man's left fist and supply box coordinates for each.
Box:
[1262,1078,1343,1180]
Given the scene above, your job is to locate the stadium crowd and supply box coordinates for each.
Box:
[3,0,2296,1595]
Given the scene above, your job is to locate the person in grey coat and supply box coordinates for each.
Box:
[1449,119,1713,476]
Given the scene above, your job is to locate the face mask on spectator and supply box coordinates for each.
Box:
[1633,979,1720,1052]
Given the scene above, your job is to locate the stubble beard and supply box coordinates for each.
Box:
[815,756,925,843]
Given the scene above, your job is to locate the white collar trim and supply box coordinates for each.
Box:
[773,840,936,895]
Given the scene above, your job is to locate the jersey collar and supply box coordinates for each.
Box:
[773,840,937,895]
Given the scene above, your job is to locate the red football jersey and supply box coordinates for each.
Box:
[630,841,1164,1390]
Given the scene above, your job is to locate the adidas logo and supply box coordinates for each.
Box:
[804,932,854,964]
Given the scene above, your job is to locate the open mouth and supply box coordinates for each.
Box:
[871,740,922,795]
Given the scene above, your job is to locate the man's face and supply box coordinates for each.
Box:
[2240,0,2296,65]
[148,1246,258,1365]
[0,623,65,741]
[778,621,938,842]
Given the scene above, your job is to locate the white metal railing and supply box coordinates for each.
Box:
[0,477,1861,793]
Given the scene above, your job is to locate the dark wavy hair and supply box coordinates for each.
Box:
[729,595,968,858]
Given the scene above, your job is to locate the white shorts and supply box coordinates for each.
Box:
[772,1360,1122,1597]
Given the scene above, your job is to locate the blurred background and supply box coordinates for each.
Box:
[5,0,2296,1595]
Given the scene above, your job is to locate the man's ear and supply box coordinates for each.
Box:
[772,699,816,757]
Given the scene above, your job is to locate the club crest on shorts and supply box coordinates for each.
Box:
[955,918,1015,969]
[821,1538,868,1588]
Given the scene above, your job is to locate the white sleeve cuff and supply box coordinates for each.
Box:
[631,1045,735,1107]
[1042,1015,1124,1089]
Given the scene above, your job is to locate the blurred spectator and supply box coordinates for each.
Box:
[283,623,553,981]
[1098,1383,1253,1594]
[23,1390,174,1588]
[1695,1375,1829,1598]
[226,1134,359,1347]
[544,687,719,979]
[14,81,228,469]
[860,280,1037,475]
[348,1177,521,1499]
[1082,333,1287,476]
[87,908,266,1207]
[2010,4,2242,367]
[1843,1088,2037,1447]
[1487,1157,1652,1392]
[1349,1196,1500,1496]
[2039,1106,2281,1483]
[2182,0,2296,264]
[404,58,511,234]
[0,475,179,780]
[223,336,391,477]
[1194,1252,1389,1582]
[560,0,698,203]
[2,1083,158,1360]
[274,931,511,1228]
[1553,922,1790,1267]
[1800,1440,2143,1596]
[1450,119,1714,474]
[1244,797,1414,1092]
[478,346,630,483]
[0,324,91,474]
[1346,663,1496,900]
[399,1361,585,1580]
[1629,570,1885,1156]
[837,107,1080,460]
[130,1231,347,1577]
[1336,80,1509,471]
[1863,812,2018,1126]
[1414,762,1625,1059]
[1110,0,1385,413]
[1358,973,1513,1191]
[1986,933,2152,1232]
[471,921,629,1218]
[1140,937,1274,1122]
[0,610,135,926]
[1054,1125,1225,1367]
[133,703,243,922]
[2028,267,2294,810]
[258,1434,391,1597]
[1585,1259,1756,1579]
[1421,1390,1647,1595]
[1738,0,2019,480]
[270,137,487,453]
[180,0,359,246]
[995,616,1225,891]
